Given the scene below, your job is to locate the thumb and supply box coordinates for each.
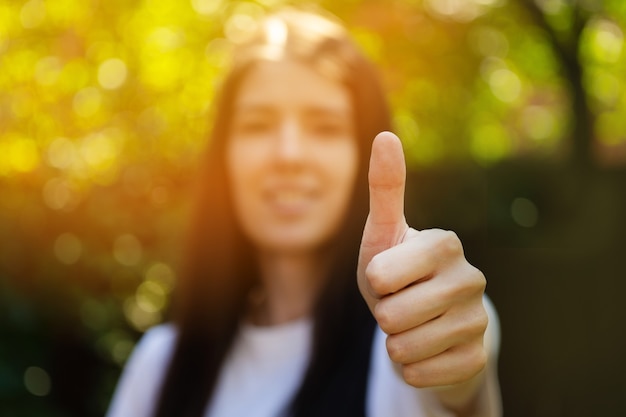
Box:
[358,132,408,306]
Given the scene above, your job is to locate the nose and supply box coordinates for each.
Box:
[274,117,304,165]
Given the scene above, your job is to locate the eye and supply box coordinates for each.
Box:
[242,121,271,133]
[233,118,274,135]
[307,116,351,138]
[312,122,344,136]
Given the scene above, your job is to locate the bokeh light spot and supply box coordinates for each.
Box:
[44,0,90,28]
[47,137,78,170]
[9,92,36,119]
[521,105,557,142]
[136,280,167,313]
[80,131,119,171]
[586,69,621,106]
[124,296,161,331]
[536,0,566,14]
[111,339,135,364]
[96,331,135,365]
[8,49,38,83]
[587,18,623,64]
[425,0,500,22]
[489,68,522,103]
[511,197,538,228]
[139,53,186,91]
[54,233,83,265]
[113,234,143,266]
[23,366,51,397]
[225,13,259,43]
[73,87,102,118]
[137,106,168,137]
[0,4,18,43]
[394,111,428,165]
[20,0,46,29]
[470,122,512,164]
[42,177,80,211]
[8,137,39,173]
[145,262,176,291]
[98,58,128,90]
[34,56,62,86]
[470,26,509,57]
[147,27,184,52]
[191,0,224,16]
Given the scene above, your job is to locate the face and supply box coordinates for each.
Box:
[226,60,358,255]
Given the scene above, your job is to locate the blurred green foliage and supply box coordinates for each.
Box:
[1,0,625,416]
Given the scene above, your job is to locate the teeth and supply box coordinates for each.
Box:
[273,191,308,204]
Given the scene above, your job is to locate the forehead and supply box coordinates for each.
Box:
[234,60,351,113]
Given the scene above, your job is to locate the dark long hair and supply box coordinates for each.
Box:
[154,8,392,417]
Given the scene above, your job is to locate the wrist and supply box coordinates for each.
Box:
[428,369,486,416]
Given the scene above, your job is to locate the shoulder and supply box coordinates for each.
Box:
[134,323,178,360]
[105,323,179,417]
[122,323,178,378]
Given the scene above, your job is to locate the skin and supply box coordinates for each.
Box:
[359,132,488,414]
[226,60,358,324]
[227,60,489,414]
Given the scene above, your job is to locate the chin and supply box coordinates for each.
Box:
[255,234,331,256]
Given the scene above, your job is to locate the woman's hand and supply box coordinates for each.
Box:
[357,132,488,395]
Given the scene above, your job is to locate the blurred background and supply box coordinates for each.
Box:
[1,0,625,416]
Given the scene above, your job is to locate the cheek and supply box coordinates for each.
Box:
[225,142,259,219]
[226,140,262,185]
[225,145,242,201]
[327,144,360,210]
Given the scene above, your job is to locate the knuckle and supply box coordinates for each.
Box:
[476,347,488,371]
[436,230,463,258]
[385,334,408,363]
[471,265,487,293]
[401,364,428,388]
[452,304,489,342]
[365,255,391,295]
[477,307,489,333]
[448,265,486,301]
[467,343,488,376]
[468,304,489,333]
[373,299,396,333]
[456,343,487,382]
[473,313,489,339]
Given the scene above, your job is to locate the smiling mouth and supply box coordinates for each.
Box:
[265,188,317,216]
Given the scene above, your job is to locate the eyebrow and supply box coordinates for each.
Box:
[234,103,351,118]
[305,107,351,119]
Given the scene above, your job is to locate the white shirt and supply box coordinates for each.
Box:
[106,297,501,417]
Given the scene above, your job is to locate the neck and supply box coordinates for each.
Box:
[249,250,328,326]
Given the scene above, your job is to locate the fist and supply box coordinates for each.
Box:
[357,132,488,388]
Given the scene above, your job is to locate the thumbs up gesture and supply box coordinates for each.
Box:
[358,132,488,391]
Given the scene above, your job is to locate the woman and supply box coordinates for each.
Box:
[106,7,501,417]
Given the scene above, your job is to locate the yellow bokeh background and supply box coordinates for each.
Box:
[1,1,625,416]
